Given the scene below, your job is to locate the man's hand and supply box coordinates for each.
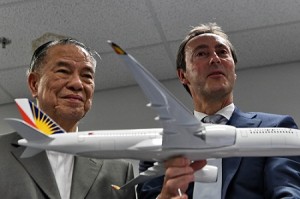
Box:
[158,156,206,199]
[171,194,188,199]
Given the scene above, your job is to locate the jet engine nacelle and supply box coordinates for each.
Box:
[197,125,236,147]
[195,165,218,183]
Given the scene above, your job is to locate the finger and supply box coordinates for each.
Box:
[190,159,207,171]
[164,156,190,168]
[171,194,188,199]
[163,173,194,194]
[165,165,194,179]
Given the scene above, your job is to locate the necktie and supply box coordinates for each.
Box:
[193,114,227,199]
[202,114,227,124]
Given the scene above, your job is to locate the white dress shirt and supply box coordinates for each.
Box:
[46,127,78,199]
[47,150,74,199]
[193,103,234,199]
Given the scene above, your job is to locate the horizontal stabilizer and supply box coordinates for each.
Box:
[21,147,44,158]
[5,118,53,142]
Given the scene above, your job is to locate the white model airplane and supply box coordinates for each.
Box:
[5,41,300,190]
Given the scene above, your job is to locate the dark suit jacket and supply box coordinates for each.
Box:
[0,132,136,199]
[137,107,300,199]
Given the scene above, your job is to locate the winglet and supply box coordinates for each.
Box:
[111,185,121,190]
[108,40,127,55]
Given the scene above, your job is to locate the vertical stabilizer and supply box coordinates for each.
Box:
[15,98,65,135]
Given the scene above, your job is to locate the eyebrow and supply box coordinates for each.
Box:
[56,61,95,73]
[56,60,71,67]
[192,43,229,52]
[192,44,208,52]
[215,43,229,50]
[84,67,95,75]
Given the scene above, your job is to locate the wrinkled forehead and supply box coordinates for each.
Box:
[47,44,96,67]
[185,33,231,51]
[48,44,90,58]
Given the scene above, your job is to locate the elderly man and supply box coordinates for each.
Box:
[0,38,136,199]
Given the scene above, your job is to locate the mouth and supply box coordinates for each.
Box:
[207,71,225,78]
[63,94,84,102]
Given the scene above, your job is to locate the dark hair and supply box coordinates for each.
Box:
[28,38,98,75]
[176,23,238,95]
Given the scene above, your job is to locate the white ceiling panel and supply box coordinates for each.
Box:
[0,0,25,4]
[124,45,175,80]
[94,51,136,90]
[231,22,300,69]
[95,44,175,90]
[0,0,299,105]
[0,86,14,104]
[0,0,161,69]
[151,0,300,41]
[0,67,31,100]
[169,22,300,71]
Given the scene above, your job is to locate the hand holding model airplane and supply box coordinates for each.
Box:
[5,41,300,190]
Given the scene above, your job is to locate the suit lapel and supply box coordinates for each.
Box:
[227,107,262,128]
[70,157,103,199]
[222,107,262,199]
[11,144,61,198]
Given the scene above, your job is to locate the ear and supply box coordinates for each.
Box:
[177,68,189,85]
[28,72,40,98]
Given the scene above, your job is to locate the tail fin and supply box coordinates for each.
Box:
[5,99,66,158]
[15,98,65,135]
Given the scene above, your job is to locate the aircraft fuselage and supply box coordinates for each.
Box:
[18,125,300,161]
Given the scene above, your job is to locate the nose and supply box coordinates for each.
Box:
[67,73,83,91]
[209,52,221,65]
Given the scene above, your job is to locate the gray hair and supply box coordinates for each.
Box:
[28,38,99,76]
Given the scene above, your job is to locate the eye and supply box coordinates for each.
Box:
[194,50,208,58]
[83,73,93,79]
[56,68,70,74]
[217,49,229,57]
[197,52,205,56]
[81,71,95,82]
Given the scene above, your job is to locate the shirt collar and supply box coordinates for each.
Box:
[194,103,234,121]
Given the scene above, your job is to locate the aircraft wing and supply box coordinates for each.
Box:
[108,41,204,149]
[112,162,165,190]
[112,162,218,190]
